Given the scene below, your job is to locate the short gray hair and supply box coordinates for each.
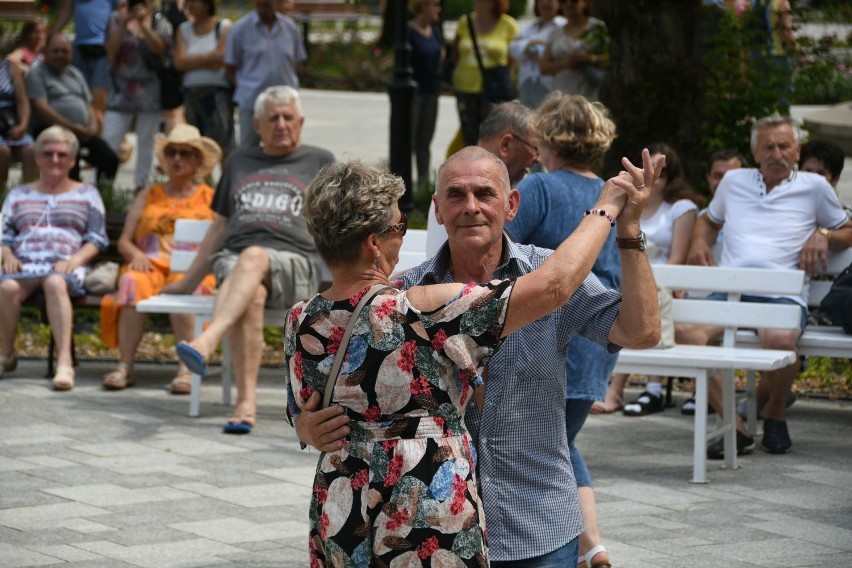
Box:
[254,85,303,119]
[436,146,511,199]
[304,161,405,268]
[478,101,535,144]
[35,125,79,156]
[750,114,800,150]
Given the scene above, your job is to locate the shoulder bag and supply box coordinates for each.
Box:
[467,15,515,103]
[322,284,385,408]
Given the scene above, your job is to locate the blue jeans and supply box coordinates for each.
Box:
[565,398,594,487]
[491,537,579,567]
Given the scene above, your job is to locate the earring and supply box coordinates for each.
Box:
[375,257,381,271]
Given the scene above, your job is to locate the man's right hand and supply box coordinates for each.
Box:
[295,391,350,452]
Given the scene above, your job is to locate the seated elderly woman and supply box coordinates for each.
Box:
[0,126,109,390]
[284,150,656,566]
[100,124,221,393]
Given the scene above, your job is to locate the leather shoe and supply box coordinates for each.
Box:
[707,430,755,460]
[762,418,792,454]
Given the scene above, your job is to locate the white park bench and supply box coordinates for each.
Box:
[136,220,429,417]
[613,265,806,483]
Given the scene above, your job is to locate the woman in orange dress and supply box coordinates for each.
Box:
[100,124,221,393]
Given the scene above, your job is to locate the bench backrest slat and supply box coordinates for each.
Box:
[397,229,428,272]
[171,219,212,273]
[652,265,805,295]
[670,299,802,330]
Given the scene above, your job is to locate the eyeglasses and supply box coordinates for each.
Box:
[40,151,71,160]
[512,133,539,156]
[164,146,200,160]
[383,211,408,236]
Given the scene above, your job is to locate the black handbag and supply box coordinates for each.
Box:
[467,15,515,103]
[820,262,852,334]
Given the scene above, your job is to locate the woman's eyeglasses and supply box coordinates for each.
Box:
[164,147,200,160]
[383,211,408,236]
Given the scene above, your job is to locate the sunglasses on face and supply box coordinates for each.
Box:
[164,146,200,160]
[383,211,408,236]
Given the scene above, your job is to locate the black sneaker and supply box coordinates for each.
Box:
[736,392,797,421]
[762,419,792,454]
[706,430,756,460]
[623,391,664,416]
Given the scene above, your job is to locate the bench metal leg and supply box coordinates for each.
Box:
[722,368,738,472]
[692,370,709,483]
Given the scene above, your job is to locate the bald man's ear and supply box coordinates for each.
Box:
[505,188,520,221]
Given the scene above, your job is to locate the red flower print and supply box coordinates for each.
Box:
[319,512,329,540]
[375,298,396,319]
[384,453,404,487]
[349,287,368,307]
[385,508,410,531]
[309,544,320,568]
[363,405,382,422]
[294,352,304,381]
[351,469,369,490]
[409,374,432,396]
[431,328,447,352]
[381,440,398,452]
[314,486,328,505]
[450,475,467,514]
[288,305,302,323]
[397,340,417,372]
[417,536,440,559]
[327,326,345,355]
[461,282,477,296]
[299,385,314,403]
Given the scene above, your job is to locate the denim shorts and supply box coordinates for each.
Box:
[705,292,808,331]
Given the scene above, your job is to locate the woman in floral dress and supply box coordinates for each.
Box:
[285,149,656,566]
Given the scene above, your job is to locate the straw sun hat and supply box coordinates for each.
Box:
[154,124,222,178]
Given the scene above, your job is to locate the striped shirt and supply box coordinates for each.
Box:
[401,236,622,561]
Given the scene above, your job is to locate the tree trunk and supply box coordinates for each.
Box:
[595,1,708,182]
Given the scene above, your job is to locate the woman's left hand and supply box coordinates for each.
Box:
[8,124,26,141]
[53,258,78,274]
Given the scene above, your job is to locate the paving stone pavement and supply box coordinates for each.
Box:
[1,358,851,567]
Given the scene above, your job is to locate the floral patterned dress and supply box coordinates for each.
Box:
[285,281,513,567]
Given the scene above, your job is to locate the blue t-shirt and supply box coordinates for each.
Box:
[74,0,119,45]
[507,169,621,400]
[407,23,443,95]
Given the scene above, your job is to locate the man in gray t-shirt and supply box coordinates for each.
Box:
[167,86,333,434]
[26,33,118,185]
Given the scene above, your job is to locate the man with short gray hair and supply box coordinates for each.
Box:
[167,86,333,434]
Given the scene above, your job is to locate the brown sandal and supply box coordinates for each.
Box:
[170,371,194,395]
[103,363,134,390]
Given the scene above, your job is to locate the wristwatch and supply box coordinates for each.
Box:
[818,227,832,241]
[616,231,647,251]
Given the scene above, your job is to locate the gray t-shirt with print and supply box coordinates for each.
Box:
[212,144,334,273]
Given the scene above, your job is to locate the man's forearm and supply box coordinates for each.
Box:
[610,247,660,348]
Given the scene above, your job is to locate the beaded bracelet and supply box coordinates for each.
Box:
[585,208,615,227]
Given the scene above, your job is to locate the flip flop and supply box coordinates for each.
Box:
[176,343,207,377]
[222,420,253,435]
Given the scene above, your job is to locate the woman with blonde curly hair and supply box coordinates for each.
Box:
[505,91,618,568]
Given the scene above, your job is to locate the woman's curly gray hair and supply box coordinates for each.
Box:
[304,161,405,268]
[535,92,616,166]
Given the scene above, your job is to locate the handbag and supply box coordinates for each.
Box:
[143,12,184,110]
[820,262,852,334]
[0,106,17,138]
[84,261,120,294]
[322,284,385,408]
[467,15,515,103]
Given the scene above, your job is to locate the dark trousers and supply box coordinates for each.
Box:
[72,136,118,187]
[455,91,491,147]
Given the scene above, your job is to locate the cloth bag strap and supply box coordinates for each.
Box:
[322,284,385,408]
[467,14,488,78]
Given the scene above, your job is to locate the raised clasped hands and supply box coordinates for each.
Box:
[598,149,664,226]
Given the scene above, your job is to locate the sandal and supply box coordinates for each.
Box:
[223,414,256,435]
[170,370,194,395]
[52,366,75,391]
[623,391,664,416]
[102,363,134,390]
[591,393,624,414]
[578,544,611,568]
[0,353,17,378]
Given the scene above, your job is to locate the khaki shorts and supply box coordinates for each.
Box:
[210,248,318,309]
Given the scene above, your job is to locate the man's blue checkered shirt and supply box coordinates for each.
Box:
[401,236,622,562]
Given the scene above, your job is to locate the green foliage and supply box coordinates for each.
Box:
[263,325,284,349]
[698,6,792,172]
[442,0,527,20]
[301,38,393,91]
[801,356,852,390]
[98,179,134,213]
[792,36,852,104]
